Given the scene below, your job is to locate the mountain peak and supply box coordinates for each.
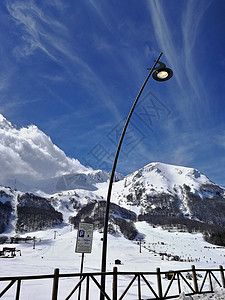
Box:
[139,162,210,186]
[116,162,213,203]
[110,161,225,227]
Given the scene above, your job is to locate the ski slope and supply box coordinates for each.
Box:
[1,222,225,299]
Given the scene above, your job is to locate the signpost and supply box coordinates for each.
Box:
[75,223,93,300]
[75,223,93,254]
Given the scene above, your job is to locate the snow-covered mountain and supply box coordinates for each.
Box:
[1,117,225,300]
[109,162,225,227]
[110,162,224,208]
[2,160,225,245]
[1,114,225,246]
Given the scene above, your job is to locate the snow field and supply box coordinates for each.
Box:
[1,222,225,299]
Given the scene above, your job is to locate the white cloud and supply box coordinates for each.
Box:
[0,115,91,186]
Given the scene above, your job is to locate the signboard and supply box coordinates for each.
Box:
[75,223,93,253]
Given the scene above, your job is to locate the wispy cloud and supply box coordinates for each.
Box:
[145,0,217,161]
[6,0,67,60]
[147,0,185,89]
[0,97,43,118]
[0,54,16,94]
[6,0,123,120]
[87,0,115,33]
[215,130,225,149]
[181,0,213,105]
[0,71,12,92]
[147,0,213,104]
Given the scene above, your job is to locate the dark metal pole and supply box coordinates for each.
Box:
[78,253,85,300]
[52,268,59,300]
[100,52,163,299]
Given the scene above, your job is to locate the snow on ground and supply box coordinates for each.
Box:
[1,223,225,299]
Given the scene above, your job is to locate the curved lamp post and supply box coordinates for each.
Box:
[100,52,173,299]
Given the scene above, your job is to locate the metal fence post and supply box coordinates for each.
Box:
[113,267,117,300]
[220,265,225,288]
[192,265,199,294]
[15,279,21,300]
[52,268,59,300]
[137,274,141,300]
[156,268,163,299]
[86,275,90,300]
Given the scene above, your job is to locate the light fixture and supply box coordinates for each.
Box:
[152,62,173,82]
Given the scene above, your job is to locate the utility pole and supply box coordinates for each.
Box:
[137,238,145,253]
[54,231,57,239]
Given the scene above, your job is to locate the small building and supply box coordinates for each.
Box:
[115,259,122,265]
[3,247,16,257]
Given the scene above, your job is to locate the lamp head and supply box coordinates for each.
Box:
[152,61,173,82]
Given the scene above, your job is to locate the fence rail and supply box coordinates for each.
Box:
[0,265,225,299]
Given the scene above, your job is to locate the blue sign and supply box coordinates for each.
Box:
[79,230,85,237]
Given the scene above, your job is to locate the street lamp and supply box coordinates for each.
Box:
[100,52,173,299]
[152,61,173,81]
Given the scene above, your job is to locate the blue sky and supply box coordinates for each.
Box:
[0,0,225,186]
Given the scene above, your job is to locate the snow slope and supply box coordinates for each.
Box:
[1,115,225,298]
[104,162,225,218]
[1,223,225,299]
[110,162,214,202]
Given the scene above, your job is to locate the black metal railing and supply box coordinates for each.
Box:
[0,265,225,299]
